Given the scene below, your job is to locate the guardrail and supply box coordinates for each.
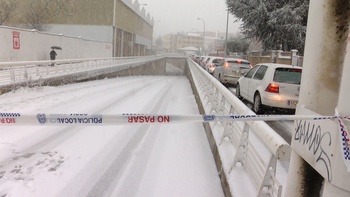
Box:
[187,57,291,197]
[0,55,166,93]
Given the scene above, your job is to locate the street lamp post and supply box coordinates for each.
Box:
[197,18,205,55]
[224,9,229,57]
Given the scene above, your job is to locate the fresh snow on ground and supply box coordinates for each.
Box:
[0,76,225,197]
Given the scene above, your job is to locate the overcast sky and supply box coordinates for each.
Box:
[138,0,242,37]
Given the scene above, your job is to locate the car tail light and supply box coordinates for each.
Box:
[224,62,229,68]
[265,83,279,93]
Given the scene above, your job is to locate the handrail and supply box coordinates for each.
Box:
[0,55,166,88]
[187,58,291,160]
[187,57,291,197]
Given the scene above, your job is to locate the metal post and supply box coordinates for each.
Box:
[197,18,205,55]
[224,9,229,57]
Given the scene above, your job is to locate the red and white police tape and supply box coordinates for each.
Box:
[0,113,349,126]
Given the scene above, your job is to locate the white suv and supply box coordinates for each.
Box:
[236,63,302,114]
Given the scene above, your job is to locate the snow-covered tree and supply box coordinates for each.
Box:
[227,0,309,54]
[227,34,250,54]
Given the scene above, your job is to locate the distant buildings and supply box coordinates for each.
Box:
[160,31,237,55]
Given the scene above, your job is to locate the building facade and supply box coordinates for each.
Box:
[162,33,203,53]
[4,0,154,57]
[161,31,234,55]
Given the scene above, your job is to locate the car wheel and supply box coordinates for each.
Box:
[236,84,243,100]
[253,93,264,114]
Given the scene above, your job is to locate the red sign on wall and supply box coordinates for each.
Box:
[12,31,20,50]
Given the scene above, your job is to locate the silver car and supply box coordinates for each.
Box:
[205,57,223,74]
[236,63,302,114]
[213,58,251,86]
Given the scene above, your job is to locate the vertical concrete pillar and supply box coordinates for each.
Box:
[291,49,298,66]
[322,19,350,197]
[121,30,124,57]
[285,0,350,197]
[271,50,276,63]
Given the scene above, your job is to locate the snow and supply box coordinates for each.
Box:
[0,76,225,197]
[0,63,293,197]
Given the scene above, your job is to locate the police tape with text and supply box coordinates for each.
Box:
[0,113,349,126]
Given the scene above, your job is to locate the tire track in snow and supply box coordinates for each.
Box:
[0,77,166,179]
[84,77,178,197]
[0,77,141,112]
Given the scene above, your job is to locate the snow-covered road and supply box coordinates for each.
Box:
[0,76,224,197]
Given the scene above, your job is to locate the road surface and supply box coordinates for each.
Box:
[0,76,224,197]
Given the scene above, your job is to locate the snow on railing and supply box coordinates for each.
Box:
[0,55,165,88]
[187,57,291,197]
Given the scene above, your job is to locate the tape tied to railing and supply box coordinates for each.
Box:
[0,113,349,126]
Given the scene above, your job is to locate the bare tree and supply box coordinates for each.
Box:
[0,0,17,25]
[22,1,51,31]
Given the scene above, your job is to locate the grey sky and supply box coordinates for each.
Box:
[140,0,242,37]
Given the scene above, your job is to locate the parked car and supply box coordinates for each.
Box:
[200,56,211,69]
[213,58,251,86]
[236,63,302,114]
[205,57,223,74]
[193,56,201,64]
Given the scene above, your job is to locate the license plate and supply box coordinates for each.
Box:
[287,100,298,106]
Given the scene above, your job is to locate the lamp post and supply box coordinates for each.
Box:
[224,9,229,57]
[197,18,205,55]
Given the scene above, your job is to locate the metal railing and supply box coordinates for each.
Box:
[187,57,291,197]
[0,55,165,89]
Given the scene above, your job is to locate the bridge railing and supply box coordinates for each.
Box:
[187,57,291,197]
[0,55,166,93]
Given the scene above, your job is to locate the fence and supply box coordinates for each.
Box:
[187,58,291,197]
[247,50,303,67]
[0,55,166,94]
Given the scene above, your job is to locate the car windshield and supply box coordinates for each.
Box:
[273,68,302,84]
[213,58,223,63]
